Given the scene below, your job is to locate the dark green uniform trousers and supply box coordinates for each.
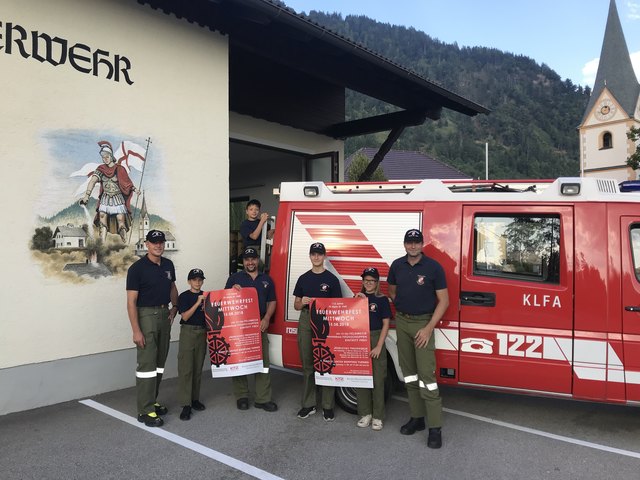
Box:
[136,306,171,415]
[396,312,443,428]
[297,308,335,409]
[232,330,273,403]
[356,329,387,419]
[177,324,207,406]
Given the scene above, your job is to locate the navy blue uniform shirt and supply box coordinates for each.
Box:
[387,254,446,315]
[225,271,276,318]
[293,269,342,302]
[240,219,261,246]
[177,290,206,327]
[126,255,176,307]
[364,293,392,331]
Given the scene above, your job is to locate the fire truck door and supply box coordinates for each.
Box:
[621,217,640,400]
[458,205,573,394]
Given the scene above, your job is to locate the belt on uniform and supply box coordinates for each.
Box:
[138,305,170,310]
[397,312,432,319]
[181,324,206,330]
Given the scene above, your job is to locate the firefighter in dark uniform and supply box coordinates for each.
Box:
[176,268,208,421]
[293,242,343,422]
[225,247,278,412]
[387,229,449,448]
[126,229,178,427]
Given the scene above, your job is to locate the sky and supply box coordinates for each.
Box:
[283,0,640,88]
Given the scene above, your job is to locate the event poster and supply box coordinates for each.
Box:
[204,288,263,378]
[310,297,373,388]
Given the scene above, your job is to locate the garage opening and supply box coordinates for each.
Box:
[229,139,338,273]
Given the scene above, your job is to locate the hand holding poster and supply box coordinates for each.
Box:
[204,288,263,378]
[310,297,372,388]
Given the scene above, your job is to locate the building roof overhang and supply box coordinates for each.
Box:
[138,0,489,137]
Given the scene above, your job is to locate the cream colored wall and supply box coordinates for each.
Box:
[0,0,229,369]
[229,113,344,217]
[230,112,344,176]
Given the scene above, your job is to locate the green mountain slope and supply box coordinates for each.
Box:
[306,11,590,179]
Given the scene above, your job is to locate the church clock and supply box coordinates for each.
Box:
[595,99,617,121]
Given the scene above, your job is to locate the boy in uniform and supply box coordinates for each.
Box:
[176,268,208,420]
[239,199,274,253]
[293,242,343,421]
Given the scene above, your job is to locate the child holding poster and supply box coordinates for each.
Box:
[176,268,208,421]
[293,242,343,422]
[355,267,391,431]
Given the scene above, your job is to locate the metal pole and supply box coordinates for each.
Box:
[485,142,489,180]
[128,137,152,244]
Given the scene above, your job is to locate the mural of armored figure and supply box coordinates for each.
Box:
[80,141,137,242]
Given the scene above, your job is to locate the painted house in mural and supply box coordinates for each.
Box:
[53,225,89,249]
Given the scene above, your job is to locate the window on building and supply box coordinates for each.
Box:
[601,131,613,150]
[473,214,561,283]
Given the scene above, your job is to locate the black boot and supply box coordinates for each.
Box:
[400,417,426,435]
[179,405,192,421]
[427,427,442,449]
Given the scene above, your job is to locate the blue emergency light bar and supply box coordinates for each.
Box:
[619,181,640,192]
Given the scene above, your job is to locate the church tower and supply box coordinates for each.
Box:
[579,0,640,181]
[136,192,150,253]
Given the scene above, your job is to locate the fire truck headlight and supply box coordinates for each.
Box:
[561,183,580,195]
[304,186,319,197]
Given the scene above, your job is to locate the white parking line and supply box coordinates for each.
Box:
[392,395,640,459]
[79,399,284,480]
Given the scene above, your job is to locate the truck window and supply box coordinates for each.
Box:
[631,226,640,281]
[473,214,560,283]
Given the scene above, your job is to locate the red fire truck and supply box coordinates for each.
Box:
[261,177,640,412]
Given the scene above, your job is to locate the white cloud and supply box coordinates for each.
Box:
[628,1,640,20]
[581,57,600,87]
[581,50,640,88]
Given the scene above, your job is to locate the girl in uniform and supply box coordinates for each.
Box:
[355,267,391,431]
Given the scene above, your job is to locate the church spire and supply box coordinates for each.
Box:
[582,0,639,123]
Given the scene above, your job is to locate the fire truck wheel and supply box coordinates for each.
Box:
[335,386,358,414]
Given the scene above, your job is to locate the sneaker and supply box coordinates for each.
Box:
[357,414,372,428]
[297,406,316,419]
[179,406,192,421]
[153,403,168,416]
[371,419,383,431]
[323,408,335,422]
[427,427,442,449]
[254,401,278,412]
[137,412,164,427]
[191,400,206,411]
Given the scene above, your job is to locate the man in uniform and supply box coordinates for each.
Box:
[126,229,178,427]
[387,229,449,448]
[224,247,278,412]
